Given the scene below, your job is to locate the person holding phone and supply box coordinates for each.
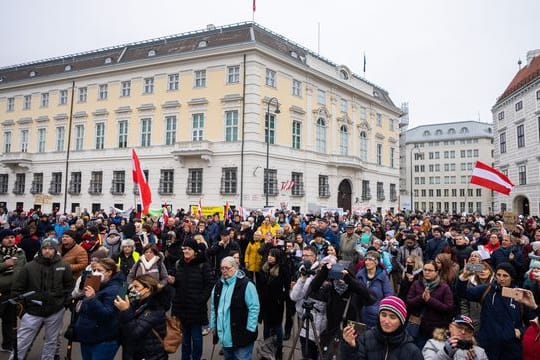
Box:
[73,258,124,359]
[459,261,493,333]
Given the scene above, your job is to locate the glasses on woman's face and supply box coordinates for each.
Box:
[220,266,234,272]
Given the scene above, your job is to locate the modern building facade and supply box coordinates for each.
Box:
[0,22,402,214]
[402,121,494,214]
[492,49,540,216]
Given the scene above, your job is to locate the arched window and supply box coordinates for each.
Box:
[460,127,469,134]
[316,118,326,153]
[435,129,442,135]
[359,131,368,161]
[423,130,430,136]
[448,128,456,135]
[339,125,348,155]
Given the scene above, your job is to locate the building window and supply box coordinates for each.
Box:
[359,131,367,161]
[362,180,371,200]
[291,172,304,196]
[227,66,240,84]
[265,113,276,145]
[143,77,154,94]
[476,188,482,197]
[498,111,504,121]
[390,147,395,168]
[316,118,326,153]
[159,169,174,195]
[38,128,46,152]
[517,124,525,148]
[111,171,125,194]
[292,79,301,96]
[167,73,179,91]
[165,115,177,145]
[78,87,87,102]
[20,130,29,152]
[69,172,82,194]
[376,144,382,165]
[70,124,83,151]
[225,111,238,142]
[14,174,25,194]
[500,132,506,153]
[519,165,527,185]
[55,126,65,151]
[3,131,11,153]
[537,90,540,100]
[319,175,330,197]
[31,173,42,194]
[376,182,385,201]
[192,113,204,141]
[341,99,348,113]
[141,118,152,147]
[59,90,68,105]
[339,125,348,155]
[389,118,395,131]
[49,172,62,195]
[187,168,203,194]
[118,121,128,148]
[317,89,326,105]
[376,113,382,127]
[265,69,276,87]
[220,167,237,195]
[98,84,108,100]
[6,97,14,111]
[89,171,103,194]
[263,169,277,196]
[389,184,397,201]
[515,100,523,111]
[121,81,131,97]
[360,107,367,122]
[95,123,105,150]
[292,121,301,149]
[23,95,31,110]
[194,70,206,88]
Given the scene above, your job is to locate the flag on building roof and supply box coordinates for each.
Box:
[131,149,152,214]
[470,161,514,195]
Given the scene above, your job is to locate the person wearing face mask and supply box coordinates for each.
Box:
[341,296,423,360]
[114,274,168,360]
[72,258,124,359]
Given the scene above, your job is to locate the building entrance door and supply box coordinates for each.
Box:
[337,180,352,213]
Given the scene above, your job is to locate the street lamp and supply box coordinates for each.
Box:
[265,97,280,208]
[410,144,420,212]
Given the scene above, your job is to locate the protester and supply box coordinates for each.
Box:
[60,229,89,280]
[114,239,140,278]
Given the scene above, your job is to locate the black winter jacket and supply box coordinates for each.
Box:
[171,254,214,325]
[11,253,73,317]
[119,293,168,360]
[340,326,423,360]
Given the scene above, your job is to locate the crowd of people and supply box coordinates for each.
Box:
[1,205,540,359]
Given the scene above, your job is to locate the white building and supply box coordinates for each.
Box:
[492,49,540,216]
[0,22,402,214]
[402,121,494,214]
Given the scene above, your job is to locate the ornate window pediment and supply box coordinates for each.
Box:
[357,120,371,132]
[337,113,353,126]
[312,106,331,119]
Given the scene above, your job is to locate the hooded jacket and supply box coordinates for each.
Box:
[11,252,73,317]
[0,246,26,293]
[356,267,394,328]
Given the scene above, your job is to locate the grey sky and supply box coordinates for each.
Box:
[2,0,538,128]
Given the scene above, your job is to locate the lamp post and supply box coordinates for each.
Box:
[265,97,280,208]
[410,144,419,212]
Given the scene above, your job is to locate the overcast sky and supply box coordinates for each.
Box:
[1,0,538,128]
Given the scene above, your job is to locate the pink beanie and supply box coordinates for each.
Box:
[379,296,407,325]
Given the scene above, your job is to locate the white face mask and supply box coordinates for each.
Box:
[92,271,105,282]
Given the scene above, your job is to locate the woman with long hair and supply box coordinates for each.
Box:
[397,255,423,301]
[244,230,263,280]
[435,253,460,286]
[459,261,493,332]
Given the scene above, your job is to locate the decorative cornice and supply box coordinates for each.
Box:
[54,113,68,121]
[115,106,132,114]
[1,120,15,126]
[137,103,156,111]
[16,117,33,125]
[35,115,50,123]
[161,100,181,109]
[289,105,306,115]
[188,98,208,106]
[92,108,109,117]
[220,94,242,103]
[73,111,87,119]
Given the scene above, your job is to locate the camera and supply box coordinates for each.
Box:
[299,260,316,277]
[456,339,473,350]
[302,300,315,310]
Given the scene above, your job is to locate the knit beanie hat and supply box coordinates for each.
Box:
[62,230,77,240]
[41,237,59,249]
[121,239,135,248]
[182,239,200,253]
[90,247,109,260]
[496,262,516,280]
[0,229,15,241]
[530,258,540,270]
[365,250,380,263]
[379,296,407,326]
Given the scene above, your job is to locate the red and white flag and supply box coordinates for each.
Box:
[252,0,256,12]
[161,205,169,230]
[470,161,514,195]
[197,198,203,218]
[131,149,152,214]
[281,180,295,190]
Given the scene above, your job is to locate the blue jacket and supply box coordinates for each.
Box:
[356,267,394,328]
[324,228,340,251]
[74,271,125,344]
[490,246,524,276]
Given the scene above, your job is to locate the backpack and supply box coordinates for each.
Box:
[152,315,183,353]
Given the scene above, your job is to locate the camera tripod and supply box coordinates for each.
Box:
[287,301,324,360]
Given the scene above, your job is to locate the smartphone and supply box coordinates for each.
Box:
[83,275,101,292]
[117,282,129,298]
[406,264,414,274]
[456,339,473,350]
[466,263,485,272]
[501,287,524,301]
[328,263,345,280]
[277,239,285,246]
[347,320,367,336]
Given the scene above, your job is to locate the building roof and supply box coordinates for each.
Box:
[405,120,493,144]
[0,22,397,110]
[496,50,540,104]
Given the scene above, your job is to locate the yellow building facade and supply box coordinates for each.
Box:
[0,22,401,214]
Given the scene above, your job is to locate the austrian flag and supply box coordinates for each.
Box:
[470,161,514,195]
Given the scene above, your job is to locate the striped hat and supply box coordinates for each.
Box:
[379,296,407,325]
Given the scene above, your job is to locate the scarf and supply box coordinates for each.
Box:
[0,245,19,258]
[140,255,159,272]
[262,262,280,278]
[333,279,349,295]
[423,275,441,292]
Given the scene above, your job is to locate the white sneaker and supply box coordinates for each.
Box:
[202,327,210,336]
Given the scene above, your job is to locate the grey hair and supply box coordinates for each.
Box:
[221,256,238,270]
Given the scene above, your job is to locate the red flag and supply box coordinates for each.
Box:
[198,198,203,218]
[224,201,230,221]
[252,0,256,12]
[470,161,514,195]
[131,149,152,214]
[162,205,169,229]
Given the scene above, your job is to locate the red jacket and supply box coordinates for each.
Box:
[523,319,540,360]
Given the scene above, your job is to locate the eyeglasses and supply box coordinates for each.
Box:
[423,268,436,272]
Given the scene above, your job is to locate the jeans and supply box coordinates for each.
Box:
[222,343,254,360]
[80,340,120,360]
[181,324,203,360]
